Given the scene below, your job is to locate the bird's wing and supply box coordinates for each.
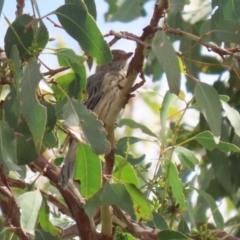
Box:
[83,70,106,110]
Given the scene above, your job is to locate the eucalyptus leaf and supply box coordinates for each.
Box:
[152,32,181,95]
[75,142,102,199]
[194,82,221,141]
[54,4,111,65]
[62,99,110,155]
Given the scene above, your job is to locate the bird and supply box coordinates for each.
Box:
[58,49,133,188]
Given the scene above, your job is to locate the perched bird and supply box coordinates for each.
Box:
[59,49,133,188]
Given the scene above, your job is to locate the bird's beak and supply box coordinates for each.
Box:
[121,52,133,60]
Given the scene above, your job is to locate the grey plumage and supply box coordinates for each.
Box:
[58,50,133,188]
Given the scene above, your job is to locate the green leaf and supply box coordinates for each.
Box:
[167,161,187,210]
[54,4,111,65]
[4,14,34,59]
[152,212,169,230]
[157,230,190,240]
[19,58,47,152]
[17,135,42,164]
[4,89,20,130]
[84,0,97,19]
[215,20,240,44]
[18,190,43,232]
[0,121,21,173]
[118,118,158,138]
[101,182,135,219]
[169,0,190,13]
[125,184,152,220]
[193,187,224,229]
[178,216,190,232]
[175,146,199,170]
[75,142,102,199]
[116,136,146,165]
[39,100,57,132]
[0,220,18,240]
[35,20,49,50]
[62,99,110,155]
[223,0,240,23]
[84,188,104,217]
[9,45,21,92]
[222,101,240,137]
[152,32,181,95]
[160,91,178,146]
[105,0,146,22]
[53,73,75,101]
[38,198,62,237]
[194,82,221,140]
[210,150,232,192]
[194,131,240,153]
[55,48,86,66]
[114,155,139,187]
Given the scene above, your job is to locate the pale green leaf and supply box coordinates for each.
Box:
[194,82,221,139]
[168,161,187,210]
[75,142,102,199]
[19,58,47,152]
[193,188,224,229]
[18,190,42,232]
[152,32,181,95]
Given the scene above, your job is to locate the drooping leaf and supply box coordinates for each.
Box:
[35,20,49,50]
[54,4,111,65]
[193,187,224,229]
[167,161,187,210]
[118,118,158,138]
[19,57,47,152]
[175,146,199,170]
[152,32,181,95]
[9,45,21,92]
[38,197,62,237]
[84,188,104,217]
[194,131,240,153]
[0,121,21,173]
[194,82,221,140]
[4,14,34,59]
[178,216,190,232]
[160,91,178,146]
[101,182,135,219]
[39,100,57,132]
[116,136,146,165]
[62,99,110,155]
[55,48,86,66]
[18,190,43,232]
[114,155,139,187]
[53,73,76,101]
[69,63,87,100]
[152,212,169,230]
[75,142,102,199]
[222,101,240,137]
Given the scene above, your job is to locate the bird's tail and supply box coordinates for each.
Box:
[58,139,78,189]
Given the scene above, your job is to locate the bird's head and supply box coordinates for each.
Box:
[97,49,133,72]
